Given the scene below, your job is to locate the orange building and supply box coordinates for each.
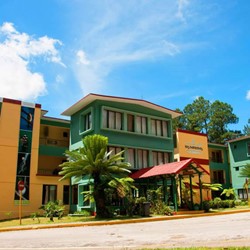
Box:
[174,129,211,204]
[0,98,70,220]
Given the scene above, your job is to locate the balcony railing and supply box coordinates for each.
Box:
[37,168,61,176]
[39,137,69,147]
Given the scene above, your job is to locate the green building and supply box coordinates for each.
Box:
[208,143,231,196]
[61,93,182,213]
[228,136,250,199]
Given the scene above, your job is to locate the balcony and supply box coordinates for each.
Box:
[40,137,69,147]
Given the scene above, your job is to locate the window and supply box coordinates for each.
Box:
[107,146,123,163]
[80,110,92,133]
[235,167,239,171]
[137,149,149,169]
[71,185,78,205]
[238,188,250,199]
[127,114,135,132]
[247,142,250,156]
[103,109,122,130]
[136,116,147,134]
[127,148,136,168]
[63,131,68,138]
[42,185,57,204]
[212,170,225,184]
[63,185,70,205]
[151,119,169,137]
[211,150,223,163]
[153,151,171,166]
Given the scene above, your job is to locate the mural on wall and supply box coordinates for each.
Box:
[14,106,34,203]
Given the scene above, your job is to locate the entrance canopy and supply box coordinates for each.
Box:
[130,158,209,179]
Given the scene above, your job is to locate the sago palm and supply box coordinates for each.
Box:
[59,134,131,218]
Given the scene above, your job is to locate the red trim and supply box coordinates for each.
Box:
[35,103,41,108]
[3,98,21,105]
[177,128,207,137]
[180,157,209,165]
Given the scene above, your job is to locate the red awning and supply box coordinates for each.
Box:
[130,158,209,179]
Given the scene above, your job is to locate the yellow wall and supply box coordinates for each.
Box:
[0,100,69,220]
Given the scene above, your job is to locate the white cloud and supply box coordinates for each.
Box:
[0,22,64,101]
[76,50,90,65]
[176,0,190,22]
[246,90,250,100]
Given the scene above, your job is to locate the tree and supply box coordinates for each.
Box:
[209,100,239,143]
[183,97,210,134]
[243,119,250,135]
[59,134,131,218]
[239,164,250,178]
[239,164,250,200]
[173,97,239,144]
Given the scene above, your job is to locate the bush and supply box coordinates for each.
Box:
[150,200,173,216]
[203,200,210,212]
[40,201,65,222]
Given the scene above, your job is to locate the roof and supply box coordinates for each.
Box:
[227,135,250,143]
[61,93,183,118]
[129,158,210,179]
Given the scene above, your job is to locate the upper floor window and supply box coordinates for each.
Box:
[247,142,250,156]
[136,116,147,134]
[151,119,169,137]
[152,151,171,166]
[127,114,135,132]
[211,150,223,163]
[103,109,122,130]
[80,109,92,134]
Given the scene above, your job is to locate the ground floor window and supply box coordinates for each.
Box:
[238,188,250,200]
[212,170,225,184]
[71,185,78,205]
[63,185,70,205]
[42,185,57,204]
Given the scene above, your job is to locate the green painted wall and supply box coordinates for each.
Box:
[208,144,230,189]
[70,99,173,150]
[228,138,250,191]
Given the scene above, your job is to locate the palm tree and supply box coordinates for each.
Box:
[239,164,250,178]
[239,164,250,200]
[59,134,131,218]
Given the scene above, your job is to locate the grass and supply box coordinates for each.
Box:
[0,215,96,228]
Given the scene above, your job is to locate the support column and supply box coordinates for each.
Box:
[199,173,203,209]
[189,174,193,210]
[172,176,178,212]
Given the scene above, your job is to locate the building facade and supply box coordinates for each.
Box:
[0,98,70,220]
[228,136,250,199]
[62,93,182,212]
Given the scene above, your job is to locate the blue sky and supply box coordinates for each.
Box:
[0,0,249,131]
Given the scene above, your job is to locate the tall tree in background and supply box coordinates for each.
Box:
[243,119,250,135]
[209,100,238,143]
[173,97,238,144]
[183,97,210,134]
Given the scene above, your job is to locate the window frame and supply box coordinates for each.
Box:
[79,107,93,135]
[42,184,57,204]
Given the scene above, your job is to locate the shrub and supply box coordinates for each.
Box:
[203,200,210,212]
[40,201,65,222]
[150,200,173,216]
